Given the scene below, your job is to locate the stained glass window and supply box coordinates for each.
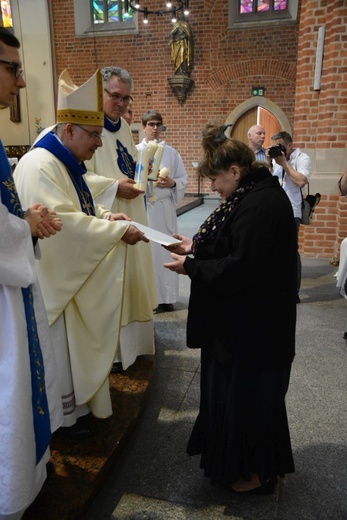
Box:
[257,0,270,12]
[1,0,13,28]
[92,0,133,25]
[239,0,287,14]
[274,0,287,9]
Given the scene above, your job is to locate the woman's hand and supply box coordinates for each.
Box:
[163,252,187,275]
[164,234,192,255]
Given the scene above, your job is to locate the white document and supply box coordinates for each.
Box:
[129,221,182,247]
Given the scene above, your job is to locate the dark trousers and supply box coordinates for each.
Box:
[295,217,301,294]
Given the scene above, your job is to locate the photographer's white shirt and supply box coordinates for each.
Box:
[273,148,311,219]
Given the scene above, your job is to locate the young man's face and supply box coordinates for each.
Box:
[0,43,26,107]
[143,119,163,142]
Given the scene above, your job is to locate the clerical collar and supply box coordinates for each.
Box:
[104,115,121,133]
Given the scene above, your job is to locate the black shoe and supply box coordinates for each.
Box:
[231,478,277,496]
[111,362,124,373]
[55,422,94,440]
[158,303,174,312]
[343,332,347,340]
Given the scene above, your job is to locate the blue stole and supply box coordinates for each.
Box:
[0,140,51,464]
[104,116,136,180]
[34,132,95,215]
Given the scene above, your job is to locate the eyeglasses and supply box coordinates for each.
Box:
[73,124,103,141]
[147,122,162,128]
[104,88,133,104]
[0,59,24,79]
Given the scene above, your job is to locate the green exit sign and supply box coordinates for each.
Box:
[252,87,265,96]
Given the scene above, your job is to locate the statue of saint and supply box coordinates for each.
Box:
[169,18,192,76]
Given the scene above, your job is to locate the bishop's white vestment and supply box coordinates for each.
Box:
[14,142,131,426]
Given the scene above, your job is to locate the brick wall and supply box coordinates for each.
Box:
[51,0,347,259]
[293,0,347,258]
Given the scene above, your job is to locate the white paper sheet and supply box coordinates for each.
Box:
[129,221,182,247]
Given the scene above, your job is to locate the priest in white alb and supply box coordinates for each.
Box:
[85,66,158,372]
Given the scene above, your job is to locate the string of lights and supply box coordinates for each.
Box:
[124,1,190,24]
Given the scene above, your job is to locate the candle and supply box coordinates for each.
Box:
[158,166,170,179]
[147,140,158,160]
[134,147,150,190]
[148,143,164,180]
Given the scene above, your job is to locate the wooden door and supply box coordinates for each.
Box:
[231,107,257,144]
[230,106,282,147]
[259,107,281,148]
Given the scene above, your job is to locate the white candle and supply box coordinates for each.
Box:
[147,140,158,160]
[148,143,164,180]
[134,147,150,190]
[159,166,170,178]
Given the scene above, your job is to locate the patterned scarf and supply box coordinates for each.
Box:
[0,140,51,464]
[192,180,256,252]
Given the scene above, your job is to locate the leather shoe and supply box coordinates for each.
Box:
[111,362,124,373]
[156,303,174,313]
[55,423,94,440]
[231,478,277,496]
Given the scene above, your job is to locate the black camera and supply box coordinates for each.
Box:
[268,143,286,159]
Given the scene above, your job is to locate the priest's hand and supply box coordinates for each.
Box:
[25,204,63,239]
[109,212,131,222]
[122,225,149,245]
[117,178,144,199]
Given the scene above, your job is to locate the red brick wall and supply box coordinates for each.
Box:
[50,0,347,259]
[293,0,347,257]
[51,0,298,189]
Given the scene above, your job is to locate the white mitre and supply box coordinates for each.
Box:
[56,69,104,126]
[32,69,104,147]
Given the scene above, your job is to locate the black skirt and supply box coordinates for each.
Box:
[187,345,295,487]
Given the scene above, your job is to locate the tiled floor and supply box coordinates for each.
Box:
[22,197,216,520]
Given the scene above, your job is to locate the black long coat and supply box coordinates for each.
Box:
[184,171,297,372]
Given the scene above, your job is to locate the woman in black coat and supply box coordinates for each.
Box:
[164,123,297,494]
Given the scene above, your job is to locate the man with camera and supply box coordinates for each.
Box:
[270,131,311,303]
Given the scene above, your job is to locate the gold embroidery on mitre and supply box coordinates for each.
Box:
[56,108,104,125]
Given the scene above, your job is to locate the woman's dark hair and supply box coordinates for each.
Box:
[197,122,256,177]
[0,27,20,51]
